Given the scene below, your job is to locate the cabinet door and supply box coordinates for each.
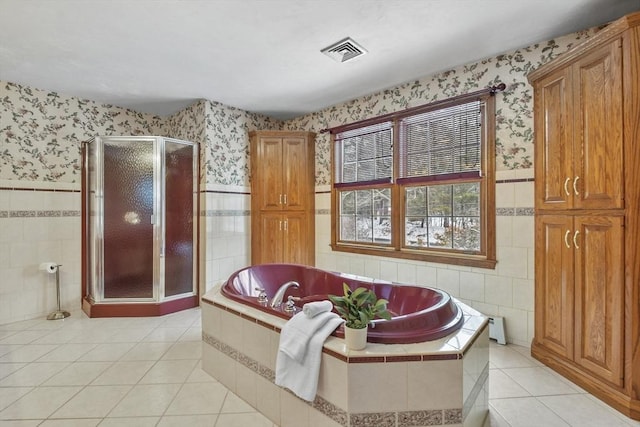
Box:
[282,213,309,265]
[282,137,309,211]
[534,67,574,210]
[256,213,285,264]
[257,138,284,211]
[534,215,575,358]
[573,215,624,386]
[572,39,624,210]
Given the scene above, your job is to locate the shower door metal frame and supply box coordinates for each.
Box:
[85,136,198,305]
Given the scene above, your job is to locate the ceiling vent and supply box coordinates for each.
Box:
[321,37,367,63]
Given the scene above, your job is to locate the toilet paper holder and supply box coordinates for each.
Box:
[40,262,70,320]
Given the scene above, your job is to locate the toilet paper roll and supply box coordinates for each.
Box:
[39,262,59,274]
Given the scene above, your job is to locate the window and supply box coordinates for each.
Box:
[330,90,497,268]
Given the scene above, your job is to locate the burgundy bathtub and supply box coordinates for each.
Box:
[221,264,464,344]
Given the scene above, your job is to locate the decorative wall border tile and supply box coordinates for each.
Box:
[397,410,443,427]
[444,408,463,425]
[350,412,396,427]
[200,209,250,217]
[0,210,82,218]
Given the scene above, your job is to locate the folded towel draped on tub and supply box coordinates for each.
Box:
[275,307,344,401]
[302,300,333,318]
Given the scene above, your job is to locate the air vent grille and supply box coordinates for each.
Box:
[321,37,367,63]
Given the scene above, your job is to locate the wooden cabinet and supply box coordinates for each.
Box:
[529,11,640,420]
[534,39,624,210]
[250,131,316,265]
[535,215,624,385]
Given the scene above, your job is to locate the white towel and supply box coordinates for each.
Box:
[275,313,343,401]
[303,300,333,318]
[278,310,338,363]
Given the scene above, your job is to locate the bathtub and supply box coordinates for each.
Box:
[221,263,464,344]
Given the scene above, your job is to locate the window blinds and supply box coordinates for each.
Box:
[398,100,481,183]
[335,122,392,185]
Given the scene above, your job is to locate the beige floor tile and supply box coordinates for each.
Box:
[109,383,182,417]
[489,369,530,399]
[502,367,582,396]
[77,342,136,362]
[0,344,58,362]
[0,362,26,380]
[0,362,69,386]
[186,361,217,383]
[42,361,112,386]
[0,344,23,358]
[139,359,198,384]
[0,330,50,345]
[0,387,32,411]
[157,414,218,426]
[35,343,97,362]
[491,397,570,427]
[120,342,173,361]
[51,385,131,418]
[98,416,160,426]
[490,345,539,369]
[91,360,155,385]
[143,328,187,342]
[178,327,203,342]
[38,419,101,426]
[538,394,632,427]
[221,391,255,413]
[162,341,202,360]
[102,328,155,343]
[0,386,82,419]
[215,412,276,427]
[165,382,228,415]
[0,420,42,426]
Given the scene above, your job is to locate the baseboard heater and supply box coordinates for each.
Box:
[488,316,506,345]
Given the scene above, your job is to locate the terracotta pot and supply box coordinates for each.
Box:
[344,325,368,350]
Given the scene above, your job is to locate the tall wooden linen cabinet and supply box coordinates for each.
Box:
[249,131,316,266]
[528,12,640,419]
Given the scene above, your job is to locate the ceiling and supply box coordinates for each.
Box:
[1,0,639,120]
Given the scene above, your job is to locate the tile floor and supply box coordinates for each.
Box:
[0,307,637,427]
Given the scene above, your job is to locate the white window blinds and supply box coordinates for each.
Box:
[334,122,392,185]
[398,100,481,182]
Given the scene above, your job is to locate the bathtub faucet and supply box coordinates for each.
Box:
[270,281,300,308]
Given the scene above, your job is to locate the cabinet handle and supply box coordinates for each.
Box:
[284,220,288,232]
[279,194,283,205]
[564,230,571,249]
[283,194,287,205]
[573,176,580,196]
[279,220,282,231]
[573,230,580,249]
[564,177,571,196]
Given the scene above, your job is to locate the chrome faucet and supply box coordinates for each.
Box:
[270,281,300,308]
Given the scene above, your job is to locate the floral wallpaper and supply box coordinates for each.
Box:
[203,99,281,187]
[284,29,597,186]
[0,81,165,182]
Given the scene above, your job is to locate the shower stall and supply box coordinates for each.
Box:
[82,136,199,317]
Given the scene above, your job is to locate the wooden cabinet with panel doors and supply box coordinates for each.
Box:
[249,131,316,265]
[528,11,640,420]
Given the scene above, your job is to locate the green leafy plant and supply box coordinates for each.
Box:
[329,283,392,329]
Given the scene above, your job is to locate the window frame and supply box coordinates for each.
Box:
[330,91,497,269]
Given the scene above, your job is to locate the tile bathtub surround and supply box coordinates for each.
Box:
[201,287,490,427]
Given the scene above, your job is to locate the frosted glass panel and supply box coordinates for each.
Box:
[164,141,194,297]
[103,139,154,299]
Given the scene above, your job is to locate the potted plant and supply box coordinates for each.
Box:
[329,283,392,350]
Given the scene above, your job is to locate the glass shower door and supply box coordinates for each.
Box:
[163,139,196,298]
[102,138,156,300]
